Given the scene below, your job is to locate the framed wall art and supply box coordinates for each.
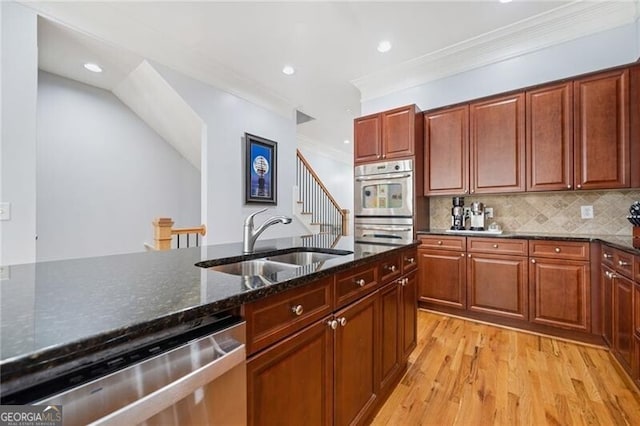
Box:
[245,133,277,205]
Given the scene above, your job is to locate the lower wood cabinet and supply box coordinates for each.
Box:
[602,265,614,346]
[401,270,418,360]
[613,273,634,372]
[247,318,334,426]
[417,248,466,310]
[467,253,528,320]
[529,257,590,331]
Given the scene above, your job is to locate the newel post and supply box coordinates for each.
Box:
[341,209,350,236]
[153,217,174,250]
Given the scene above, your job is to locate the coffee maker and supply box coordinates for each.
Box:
[469,202,486,231]
[450,197,466,230]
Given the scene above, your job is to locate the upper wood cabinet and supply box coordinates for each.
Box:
[470,93,526,194]
[526,82,574,191]
[424,105,469,195]
[574,69,630,190]
[354,105,420,164]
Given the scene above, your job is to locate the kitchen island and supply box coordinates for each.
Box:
[0,235,418,409]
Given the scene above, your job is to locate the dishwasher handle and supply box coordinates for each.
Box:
[89,343,245,426]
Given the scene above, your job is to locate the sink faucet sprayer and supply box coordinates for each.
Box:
[243,208,292,254]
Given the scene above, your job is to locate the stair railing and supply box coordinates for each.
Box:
[152,217,206,250]
[296,150,349,236]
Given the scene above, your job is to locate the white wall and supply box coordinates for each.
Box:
[153,63,307,244]
[363,23,640,114]
[36,71,200,261]
[0,2,38,266]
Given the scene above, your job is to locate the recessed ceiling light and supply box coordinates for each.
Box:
[499,0,512,3]
[377,40,392,53]
[84,63,103,73]
[282,65,295,75]
[343,139,350,144]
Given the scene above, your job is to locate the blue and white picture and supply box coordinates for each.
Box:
[245,133,277,204]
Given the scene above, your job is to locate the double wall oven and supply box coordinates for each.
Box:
[354,159,414,243]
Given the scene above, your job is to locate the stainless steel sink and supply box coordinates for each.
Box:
[208,259,299,276]
[266,251,342,266]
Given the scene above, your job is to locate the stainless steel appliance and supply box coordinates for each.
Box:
[469,201,485,231]
[32,316,246,426]
[354,159,413,218]
[450,197,466,230]
[355,159,414,242]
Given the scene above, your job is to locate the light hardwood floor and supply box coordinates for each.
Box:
[372,310,640,426]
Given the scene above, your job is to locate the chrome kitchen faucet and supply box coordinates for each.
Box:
[243,208,292,254]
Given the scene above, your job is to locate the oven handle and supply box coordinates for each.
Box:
[88,342,245,426]
[355,173,411,182]
[357,226,412,232]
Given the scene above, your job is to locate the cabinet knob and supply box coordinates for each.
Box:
[467,254,471,258]
[531,259,536,264]
[461,253,465,257]
[355,278,366,287]
[605,271,617,279]
[554,247,561,253]
[405,257,415,264]
[577,184,582,189]
[327,319,338,330]
[492,244,498,248]
[603,253,612,259]
[471,190,475,193]
[618,260,629,266]
[291,305,304,316]
[385,265,397,272]
[567,185,572,189]
[338,317,347,327]
[437,241,443,245]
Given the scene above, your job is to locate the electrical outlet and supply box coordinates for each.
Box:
[485,207,494,218]
[581,205,594,219]
[0,202,10,221]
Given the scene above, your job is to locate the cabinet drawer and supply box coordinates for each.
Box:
[529,240,590,261]
[602,245,615,268]
[613,249,635,279]
[379,253,402,284]
[335,263,379,309]
[467,237,528,256]
[419,235,466,251]
[402,248,418,273]
[245,277,333,355]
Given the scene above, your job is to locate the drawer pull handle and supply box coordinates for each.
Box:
[385,265,397,272]
[555,248,561,253]
[327,319,338,330]
[291,305,304,316]
[338,317,347,327]
[355,278,366,287]
[603,253,612,259]
[618,260,629,267]
[492,244,498,248]
[405,257,415,264]
[605,271,617,279]
[437,241,443,245]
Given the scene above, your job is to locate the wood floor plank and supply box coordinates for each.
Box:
[371,310,640,426]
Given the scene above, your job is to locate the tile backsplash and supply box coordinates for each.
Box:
[428,190,640,235]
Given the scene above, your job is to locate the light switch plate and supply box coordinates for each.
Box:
[0,202,10,221]
[485,207,494,218]
[581,205,594,219]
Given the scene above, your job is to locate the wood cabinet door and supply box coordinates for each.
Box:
[613,274,634,373]
[247,319,333,426]
[354,114,382,164]
[529,257,590,332]
[381,105,415,160]
[574,69,630,189]
[467,253,528,320]
[334,292,379,426]
[378,280,401,395]
[470,93,525,194]
[401,270,418,360]
[417,249,466,310]
[634,282,640,338]
[424,105,469,195]
[602,265,614,346]
[526,82,574,191]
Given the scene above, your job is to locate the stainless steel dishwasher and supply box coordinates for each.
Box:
[33,317,246,426]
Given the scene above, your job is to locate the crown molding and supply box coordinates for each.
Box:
[352,0,639,102]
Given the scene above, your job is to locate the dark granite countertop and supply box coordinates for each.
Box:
[0,236,418,398]
[416,229,640,255]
